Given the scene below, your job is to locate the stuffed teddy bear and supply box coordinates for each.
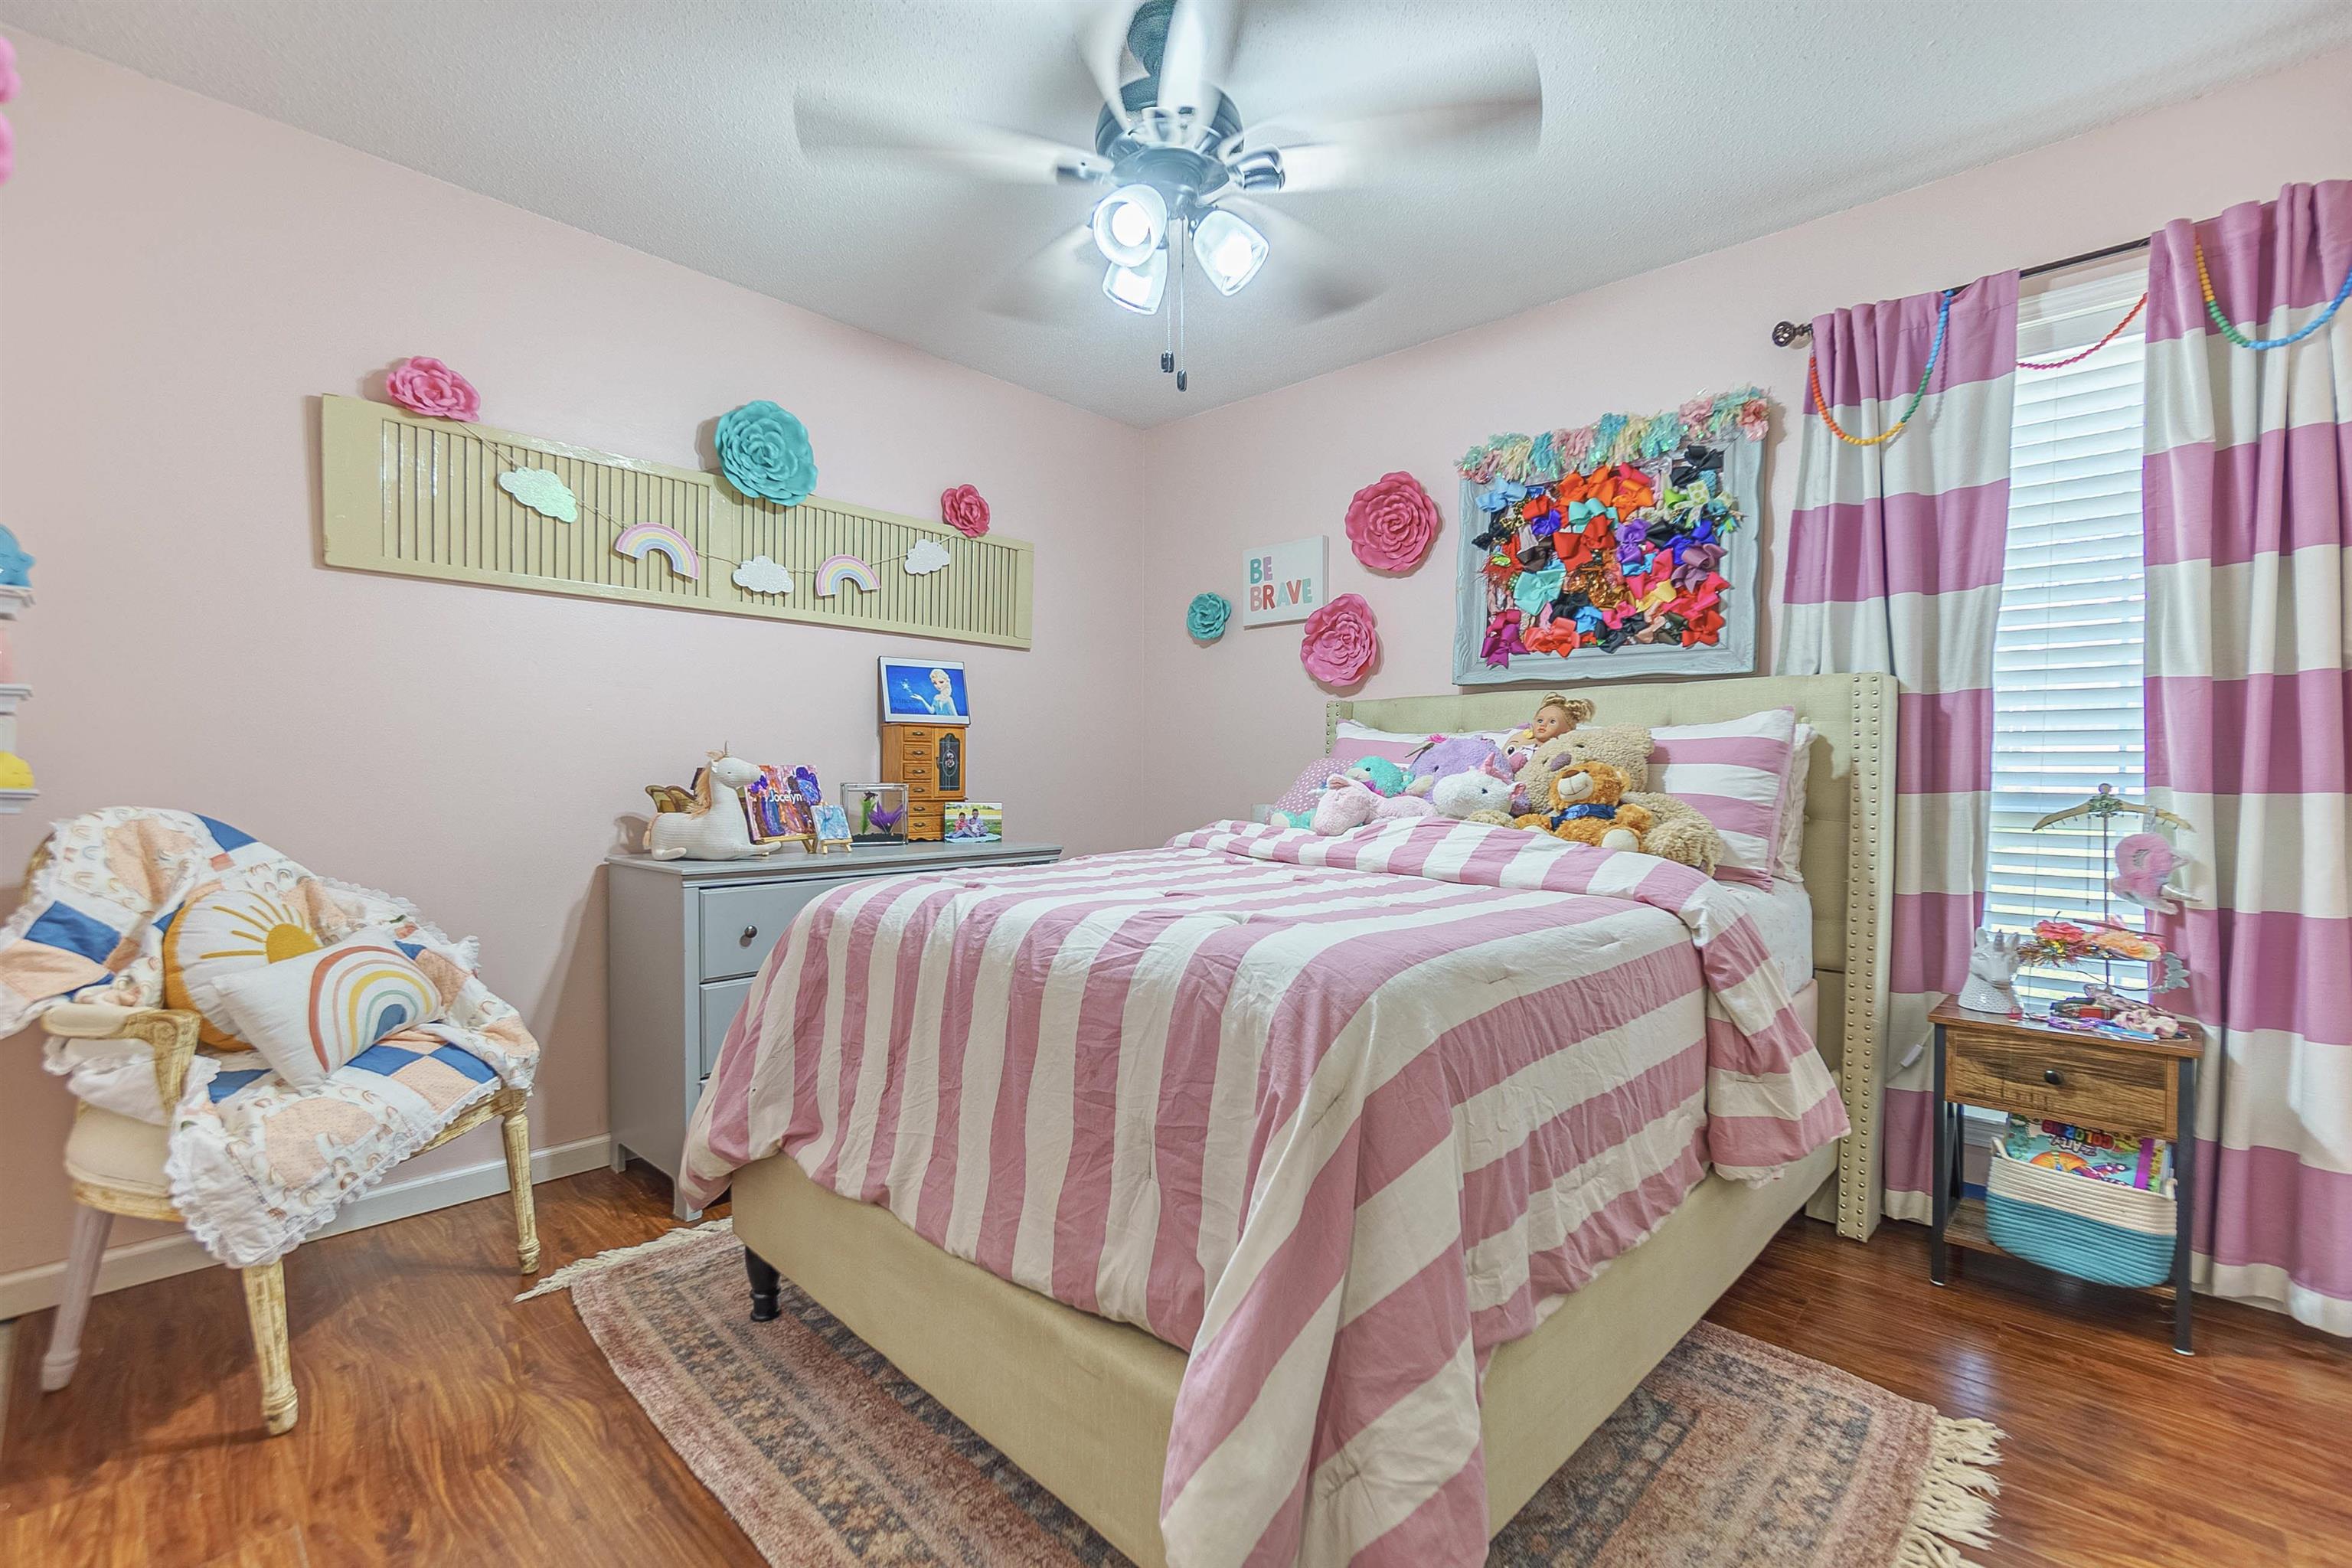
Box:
[1513,760,1654,851]
[1514,721,1724,872]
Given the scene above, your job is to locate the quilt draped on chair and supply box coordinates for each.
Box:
[0,808,540,1268]
[1779,271,2020,1225]
[2143,181,2352,1334]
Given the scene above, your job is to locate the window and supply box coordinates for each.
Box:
[1988,260,2151,1004]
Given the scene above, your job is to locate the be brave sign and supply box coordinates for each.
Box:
[1241,536,1328,627]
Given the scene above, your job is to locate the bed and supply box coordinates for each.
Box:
[697,672,1893,1567]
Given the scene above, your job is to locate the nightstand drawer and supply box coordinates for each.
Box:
[1945,1031,2175,1138]
[699,977,753,1075]
[697,877,855,981]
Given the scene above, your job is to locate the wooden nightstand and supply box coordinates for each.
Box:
[1927,998,2206,1354]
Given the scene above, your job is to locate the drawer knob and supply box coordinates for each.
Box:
[741,924,760,944]
[2043,1068,2064,1086]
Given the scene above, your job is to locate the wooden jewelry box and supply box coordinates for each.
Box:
[880,724,967,842]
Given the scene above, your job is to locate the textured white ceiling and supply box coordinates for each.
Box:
[13,1,2351,425]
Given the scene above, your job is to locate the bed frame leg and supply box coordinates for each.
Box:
[745,1246,781,1322]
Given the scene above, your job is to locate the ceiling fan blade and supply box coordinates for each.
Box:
[1223,197,1380,321]
[1156,0,1236,121]
[795,93,1112,186]
[1078,0,1141,129]
[1238,55,1541,191]
[982,224,1106,323]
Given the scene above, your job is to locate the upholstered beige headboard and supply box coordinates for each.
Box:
[1328,674,1894,1240]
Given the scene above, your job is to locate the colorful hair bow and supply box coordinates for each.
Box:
[1669,446,1724,489]
[1475,477,1530,514]
[1482,609,1527,667]
[1512,563,1566,619]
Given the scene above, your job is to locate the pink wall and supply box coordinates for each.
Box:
[1135,47,2352,842]
[0,37,1148,1279]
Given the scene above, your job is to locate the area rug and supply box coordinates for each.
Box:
[540,1226,2000,1567]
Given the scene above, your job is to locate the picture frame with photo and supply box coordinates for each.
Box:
[944,800,1003,843]
[878,656,971,726]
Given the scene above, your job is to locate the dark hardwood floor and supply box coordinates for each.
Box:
[3,1165,2344,1566]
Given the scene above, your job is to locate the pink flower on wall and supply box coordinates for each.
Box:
[1301,592,1379,687]
[384,356,482,423]
[940,484,991,538]
[1344,470,1440,573]
[0,36,18,188]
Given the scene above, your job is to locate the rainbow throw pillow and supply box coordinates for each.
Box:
[206,927,444,1089]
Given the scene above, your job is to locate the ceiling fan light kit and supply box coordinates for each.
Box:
[1191,207,1269,296]
[1104,249,1168,314]
[795,0,1544,394]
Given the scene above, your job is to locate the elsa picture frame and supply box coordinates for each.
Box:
[878,656,970,726]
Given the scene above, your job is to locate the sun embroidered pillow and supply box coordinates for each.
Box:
[204,927,443,1088]
[159,880,354,1049]
[1648,707,1800,887]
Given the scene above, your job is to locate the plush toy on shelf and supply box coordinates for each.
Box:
[1515,760,1653,850]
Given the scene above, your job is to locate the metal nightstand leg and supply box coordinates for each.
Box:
[1930,1022,1949,1285]
[2173,1057,2197,1355]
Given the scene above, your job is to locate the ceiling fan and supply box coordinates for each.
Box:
[795,0,1543,390]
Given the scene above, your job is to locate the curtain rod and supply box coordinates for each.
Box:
[1768,236,2153,346]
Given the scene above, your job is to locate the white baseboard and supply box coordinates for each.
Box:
[0,1134,612,1321]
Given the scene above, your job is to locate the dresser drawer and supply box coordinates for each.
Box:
[1945,1030,2175,1138]
[697,877,858,981]
[905,803,945,841]
[699,976,753,1076]
[896,758,938,794]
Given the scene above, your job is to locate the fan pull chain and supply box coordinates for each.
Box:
[1174,217,1190,392]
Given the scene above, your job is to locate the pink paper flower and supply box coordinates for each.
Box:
[941,483,991,538]
[1301,592,1379,687]
[1344,471,1441,573]
[384,356,481,422]
[0,113,13,187]
[1736,397,1770,443]
[0,37,19,104]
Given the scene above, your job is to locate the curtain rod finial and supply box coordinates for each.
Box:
[1772,320,1811,348]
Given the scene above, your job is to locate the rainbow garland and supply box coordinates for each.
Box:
[1455,387,1770,485]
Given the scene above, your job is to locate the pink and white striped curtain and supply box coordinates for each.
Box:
[1779,272,2021,1225]
[2144,181,2352,1334]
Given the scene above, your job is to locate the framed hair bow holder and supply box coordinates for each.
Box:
[1451,397,1766,684]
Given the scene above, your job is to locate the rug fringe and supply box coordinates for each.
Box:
[514,1217,733,1302]
[1895,1416,2004,1568]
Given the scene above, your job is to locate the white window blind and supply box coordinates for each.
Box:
[1989,262,2150,1004]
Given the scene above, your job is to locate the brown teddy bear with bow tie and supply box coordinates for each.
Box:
[1512,760,1655,851]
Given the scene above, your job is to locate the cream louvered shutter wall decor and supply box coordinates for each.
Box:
[1987,262,2151,1002]
[317,396,1034,649]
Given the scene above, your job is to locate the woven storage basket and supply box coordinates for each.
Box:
[1984,1141,2175,1287]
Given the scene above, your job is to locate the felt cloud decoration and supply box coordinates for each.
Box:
[904,538,952,576]
[498,467,578,522]
[730,554,793,595]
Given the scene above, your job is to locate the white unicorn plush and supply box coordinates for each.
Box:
[644,750,782,861]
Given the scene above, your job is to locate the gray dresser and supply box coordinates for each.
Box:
[605,840,1064,1217]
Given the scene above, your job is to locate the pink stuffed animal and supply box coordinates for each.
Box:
[1308,774,1436,835]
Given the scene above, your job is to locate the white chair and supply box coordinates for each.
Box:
[39,1001,537,1435]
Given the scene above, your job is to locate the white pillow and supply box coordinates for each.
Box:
[1776,723,1815,884]
[206,927,443,1088]
[1648,708,1799,888]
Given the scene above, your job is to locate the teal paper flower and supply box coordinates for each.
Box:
[715,400,818,506]
[1187,591,1232,642]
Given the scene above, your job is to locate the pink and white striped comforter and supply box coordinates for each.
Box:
[681,817,1847,1567]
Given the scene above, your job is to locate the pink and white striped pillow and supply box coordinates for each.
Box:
[1649,707,1800,887]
